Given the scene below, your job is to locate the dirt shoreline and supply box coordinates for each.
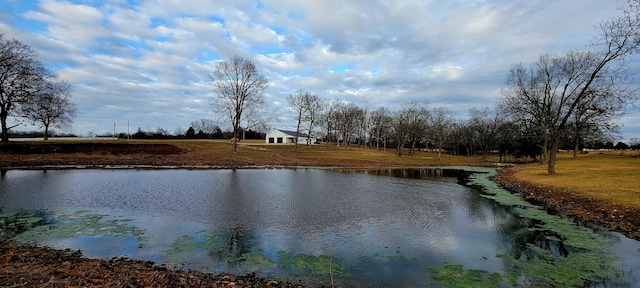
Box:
[0,241,300,287]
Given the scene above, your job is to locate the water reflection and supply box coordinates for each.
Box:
[0,209,48,236]
[0,168,638,287]
[227,226,246,260]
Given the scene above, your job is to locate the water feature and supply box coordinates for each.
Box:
[0,168,638,287]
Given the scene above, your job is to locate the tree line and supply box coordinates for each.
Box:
[0,33,77,142]
[281,96,627,163]
[105,119,265,140]
[210,0,640,175]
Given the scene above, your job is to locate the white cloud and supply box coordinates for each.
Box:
[2,0,637,138]
[24,0,107,45]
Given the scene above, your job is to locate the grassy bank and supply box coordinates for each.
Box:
[509,151,640,211]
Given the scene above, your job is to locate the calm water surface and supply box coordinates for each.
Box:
[0,168,638,287]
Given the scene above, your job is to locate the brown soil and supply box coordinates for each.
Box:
[0,142,184,168]
[0,142,182,155]
[1,141,639,287]
[0,141,486,168]
[0,242,299,287]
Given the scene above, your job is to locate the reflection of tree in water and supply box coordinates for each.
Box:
[510,219,569,260]
[360,168,451,179]
[202,226,248,264]
[500,217,569,260]
[0,209,49,236]
[227,226,246,261]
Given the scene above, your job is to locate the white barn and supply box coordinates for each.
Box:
[265,129,318,145]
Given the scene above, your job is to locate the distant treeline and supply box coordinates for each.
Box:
[7,131,78,138]
[115,127,265,140]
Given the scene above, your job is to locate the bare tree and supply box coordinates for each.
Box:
[568,80,626,159]
[406,102,429,156]
[430,107,454,160]
[0,34,52,142]
[391,105,416,156]
[369,107,393,151]
[22,80,76,140]
[333,103,363,148]
[287,90,323,151]
[356,107,369,147]
[495,119,519,162]
[322,99,342,146]
[302,92,323,147]
[288,90,308,152]
[190,119,221,136]
[468,107,500,162]
[211,56,268,153]
[499,0,640,174]
[447,121,466,156]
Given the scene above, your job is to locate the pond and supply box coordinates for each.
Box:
[0,168,638,287]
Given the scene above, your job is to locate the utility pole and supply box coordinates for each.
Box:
[113,121,116,137]
[127,121,130,139]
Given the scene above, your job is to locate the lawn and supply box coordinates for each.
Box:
[510,151,640,210]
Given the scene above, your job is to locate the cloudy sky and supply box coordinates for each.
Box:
[1,0,638,140]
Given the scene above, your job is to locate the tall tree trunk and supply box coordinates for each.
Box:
[541,136,549,165]
[232,114,241,153]
[409,136,417,156]
[481,145,487,162]
[294,111,302,152]
[232,129,238,153]
[1,112,8,143]
[383,136,386,152]
[396,134,405,156]
[547,137,560,174]
[44,124,50,140]
[573,127,580,160]
[305,119,315,148]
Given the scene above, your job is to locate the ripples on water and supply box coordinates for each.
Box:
[1,168,638,287]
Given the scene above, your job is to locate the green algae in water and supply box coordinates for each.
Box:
[426,167,621,287]
[169,230,254,259]
[372,252,418,262]
[167,233,224,255]
[166,230,230,269]
[11,210,147,244]
[237,251,276,270]
[167,230,275,271]
[426,264,512,288]
[168,230,350,278]
[277,251,351,278]
[498,245,618,288]
[0,209,49,236]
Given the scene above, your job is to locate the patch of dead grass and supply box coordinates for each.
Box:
[1,139,492,168]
